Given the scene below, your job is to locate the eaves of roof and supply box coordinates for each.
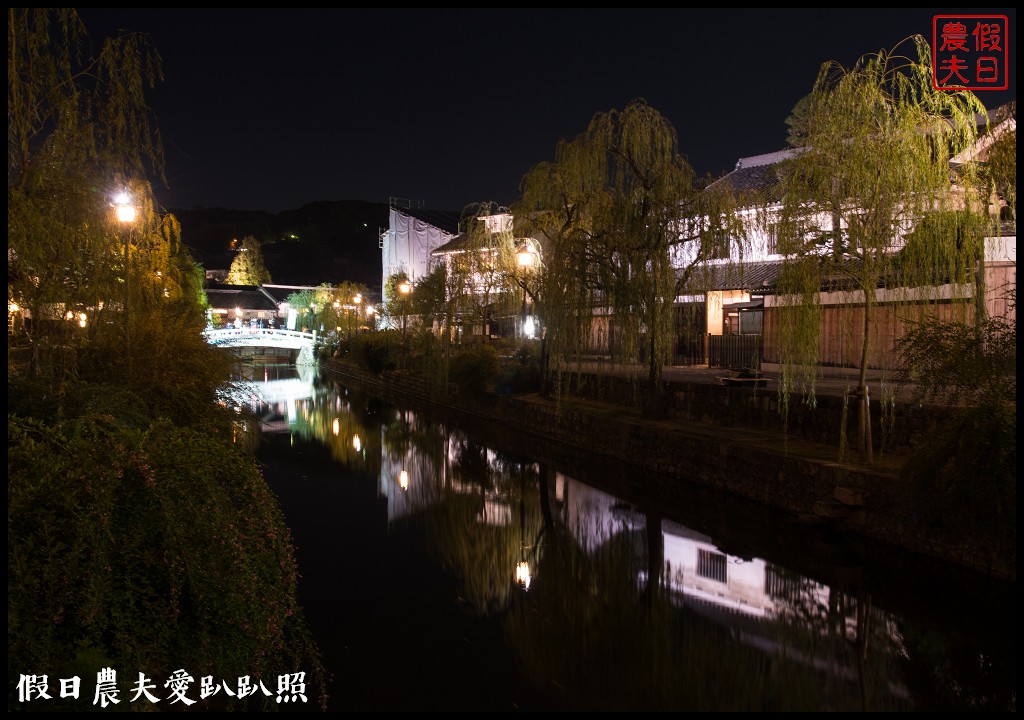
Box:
[205,286,280,311]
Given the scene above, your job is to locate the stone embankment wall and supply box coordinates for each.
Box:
[322,360,1014,582]
[556,371,959,454]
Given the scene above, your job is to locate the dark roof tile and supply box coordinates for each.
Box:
[704,149,800,205]
[395,206,462,235]
[205,285,280,311]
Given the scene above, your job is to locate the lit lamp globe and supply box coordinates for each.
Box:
[516,242,536,268]
[114,191,136,223]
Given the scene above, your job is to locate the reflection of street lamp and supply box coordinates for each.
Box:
[515,486,532,591]
[516,561,531,591]
[399,469,409,491]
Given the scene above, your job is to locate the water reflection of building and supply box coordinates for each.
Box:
[234,364,317,434]
[378,433,830,627]
[351,432,892,693]
[378,416,523,525]
[293,388,911,706]
[556,474,825,618]
[556,473,906,700]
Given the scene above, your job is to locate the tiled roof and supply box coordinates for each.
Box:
[431,233,476,255]
[259,284,323,303]
[205,284,280,311]
[719,254,974,295]
[704,149,799,206]
[690,260,786,292]
[396,206,462,235]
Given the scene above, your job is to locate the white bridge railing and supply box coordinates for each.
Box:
[203,327,317,350]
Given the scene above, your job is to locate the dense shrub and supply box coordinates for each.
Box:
[496,342,543,394]
[348,330,401,374]
[8,412,326,711]
[902,403,1016,548]
[449,343,500,397]
[896,294,1016,552]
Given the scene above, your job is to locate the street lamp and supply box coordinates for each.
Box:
[516,240,539,339]
[516,241,537,268]
[352,293,362,335]
[8,301,19,334]
[114,190,137,381]
[114,191,137,224]
[333,298,344,340]
[398,278,411,339]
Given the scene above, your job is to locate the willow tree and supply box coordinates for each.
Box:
[516,98,743,417]
[8,11,328,705]
[226,234,272,285]
[453,202,519,343]
[9,11,213,398]
[773,36,987,463]
[380,272,414,334]
[982,104,1016,230]
[283,282,356,334]
[8,8,166,386]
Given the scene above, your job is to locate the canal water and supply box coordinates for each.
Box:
[232,363,1016,712]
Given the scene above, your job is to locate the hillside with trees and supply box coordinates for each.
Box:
[173,200,391,287]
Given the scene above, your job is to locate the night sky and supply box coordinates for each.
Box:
[77,8,1016,215]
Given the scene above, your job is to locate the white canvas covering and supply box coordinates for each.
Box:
[380,206,455,309]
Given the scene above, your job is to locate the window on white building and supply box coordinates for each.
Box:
[697,548,727,583]
[767,223,779,255]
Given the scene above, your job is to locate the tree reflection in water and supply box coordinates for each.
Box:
[249,366,1015,712]
[405,439,912,711]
